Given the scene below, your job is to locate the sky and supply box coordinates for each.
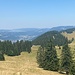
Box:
[0,0,75,29]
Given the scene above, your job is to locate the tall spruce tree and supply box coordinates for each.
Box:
[43,40,59,71]
[61,42,72,75]
[37,40,59,71]
[36,46,45,68]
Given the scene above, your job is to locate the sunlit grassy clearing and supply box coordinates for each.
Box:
[61,31,75,40]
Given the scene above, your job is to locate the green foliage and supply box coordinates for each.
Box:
[0,40,32,57]
[60,42,72,75]
[37,40,59,71]
[36,46,45,67]
[43,40,59,71]
[70,63,75,75]
[32,31,67,47]
[68,38,74,44]
[0,52,5,61]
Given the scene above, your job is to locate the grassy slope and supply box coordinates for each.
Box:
[0,46,63,75]
[61,31,75,40]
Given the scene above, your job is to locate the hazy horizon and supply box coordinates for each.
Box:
[0,0,75,29]
[0,25,74,30]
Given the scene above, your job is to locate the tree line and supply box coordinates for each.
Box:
[0,40,32,60]
[37,40,75,75]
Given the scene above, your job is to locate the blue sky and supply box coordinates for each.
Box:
[0,0,75,29]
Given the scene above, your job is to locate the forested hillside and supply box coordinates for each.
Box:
[32,31,67,47]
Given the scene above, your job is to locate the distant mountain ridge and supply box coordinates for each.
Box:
[0,26,74,41]
[61,28,75,33]
[50,26,75,31]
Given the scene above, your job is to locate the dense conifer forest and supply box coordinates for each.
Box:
[0,40,32,60]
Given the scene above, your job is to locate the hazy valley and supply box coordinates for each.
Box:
[0,26,74,41]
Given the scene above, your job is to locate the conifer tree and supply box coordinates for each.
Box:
[43,40,59,71]
[37,40,59,71]
[36,46,45,68]
[0,51,5,61]
[61,42,72,75]
[0,40,32,57]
